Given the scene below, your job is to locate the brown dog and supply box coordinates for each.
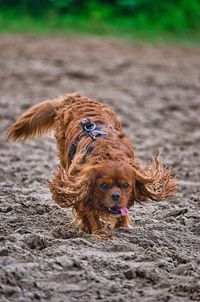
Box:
[7,93,176,238]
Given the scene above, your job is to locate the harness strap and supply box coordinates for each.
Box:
[69,118,109,163]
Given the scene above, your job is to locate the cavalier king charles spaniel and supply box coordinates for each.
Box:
[7,93,176,238]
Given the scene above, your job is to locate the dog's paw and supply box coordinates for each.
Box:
[127,224,134,229]
[92,229,113,239]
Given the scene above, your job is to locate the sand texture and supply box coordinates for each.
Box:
[0,36,200,302]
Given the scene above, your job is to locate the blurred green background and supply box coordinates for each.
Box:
[0,0,200,45]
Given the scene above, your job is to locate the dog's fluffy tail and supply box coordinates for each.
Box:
[7,97,63,141]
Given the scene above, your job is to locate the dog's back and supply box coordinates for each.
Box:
[6,93,123,168]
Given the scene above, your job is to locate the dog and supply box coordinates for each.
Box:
[7,93,176,238]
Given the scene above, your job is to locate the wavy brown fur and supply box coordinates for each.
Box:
[7,96,63,141]
[7,93,176,238]
[133,154,176,203]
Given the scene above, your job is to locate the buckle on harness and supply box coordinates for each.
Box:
[79,119,96,132]
[69,119,108,164]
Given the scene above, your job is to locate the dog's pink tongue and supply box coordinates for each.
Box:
[120,207,129,216]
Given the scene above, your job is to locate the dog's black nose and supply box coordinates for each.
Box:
[111,192,121,202]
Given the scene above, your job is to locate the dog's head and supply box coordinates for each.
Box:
[83,156,176,216]
[49,161,134,215]
[87,162,135,217]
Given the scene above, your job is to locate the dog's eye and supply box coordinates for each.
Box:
[99,183,109,190]
[121,183,129,190]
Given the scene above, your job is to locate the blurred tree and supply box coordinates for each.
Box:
[0,0,200,32]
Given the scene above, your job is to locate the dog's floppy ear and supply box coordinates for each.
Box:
[48,163,96,208]
[131,154,176,204]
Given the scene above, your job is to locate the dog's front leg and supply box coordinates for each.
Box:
[114,215,132,229]
[79,210,112,239]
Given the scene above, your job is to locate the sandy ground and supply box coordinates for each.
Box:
[0,35,200,302]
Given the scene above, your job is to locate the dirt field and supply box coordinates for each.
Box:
[0,35,200,302]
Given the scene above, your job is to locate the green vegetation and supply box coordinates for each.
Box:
[0,1,200,45]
